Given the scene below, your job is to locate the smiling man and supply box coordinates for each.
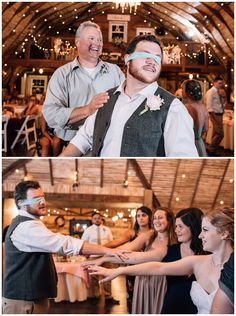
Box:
[2,181,127,314]
[60,35,198,157]
[42,21,124,144]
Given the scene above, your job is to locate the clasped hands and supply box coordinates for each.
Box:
[80,249,131,283]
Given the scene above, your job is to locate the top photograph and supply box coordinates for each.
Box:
[2,2,234,158]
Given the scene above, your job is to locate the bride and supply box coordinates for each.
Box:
[88,208,233,314]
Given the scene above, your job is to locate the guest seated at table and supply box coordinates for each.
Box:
[182,79,209,156]
[23,96,41,117]
[38,116,62,157]
[2,107,14,118]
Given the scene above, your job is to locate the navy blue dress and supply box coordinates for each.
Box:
[161,244,197,314]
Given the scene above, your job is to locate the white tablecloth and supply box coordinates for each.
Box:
[206,113,234,151]
[55,262,89,303]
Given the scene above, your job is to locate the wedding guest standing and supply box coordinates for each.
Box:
[205,76,225,155]
[42,21,124,145]
[182,79,209,156]
[104,206,153,313]
[81,212,119,305]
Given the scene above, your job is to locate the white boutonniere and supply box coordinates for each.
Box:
[101,64,109,75]
[139,94,164,116]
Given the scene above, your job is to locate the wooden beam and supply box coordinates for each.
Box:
[190,160,206,206]
[23,164,28,179]
[49,159,54,186]
[129,159,161,207]
[168,160,181,208]
[100,159,104,188]
[3,159,31,180]
[2,191,143,204]
[211,159,231,209]
[150,159,156,186]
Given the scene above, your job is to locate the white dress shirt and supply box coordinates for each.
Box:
[205,86,224,113]
[81,224,113,245]
[70,81,198,157]
[10,210,84,255]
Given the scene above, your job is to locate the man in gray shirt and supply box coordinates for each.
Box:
[42,21,124,142]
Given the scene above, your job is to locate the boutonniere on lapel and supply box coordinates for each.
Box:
[139,94,164,116]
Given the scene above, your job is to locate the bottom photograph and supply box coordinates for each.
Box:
[2,158,234,315]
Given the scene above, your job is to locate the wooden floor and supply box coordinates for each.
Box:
[49,276,128,314]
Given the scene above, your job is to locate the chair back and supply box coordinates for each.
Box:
[11,115,37,151]
[2,116,10,152]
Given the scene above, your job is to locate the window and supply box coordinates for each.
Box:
[136,28,155,36]
[109,21,128,44]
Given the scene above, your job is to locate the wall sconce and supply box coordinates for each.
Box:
[123,179,129,187]
[123,160,129,187]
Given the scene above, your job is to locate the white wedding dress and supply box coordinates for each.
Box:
[190,281,217,314]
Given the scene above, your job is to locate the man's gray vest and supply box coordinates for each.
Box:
[3,215,57,300]
[92,86,175,156]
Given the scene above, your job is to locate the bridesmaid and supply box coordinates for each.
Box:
[161,207,205,314]
[83,207,176,313]
[89,208,233,314]
[104,206,153,313]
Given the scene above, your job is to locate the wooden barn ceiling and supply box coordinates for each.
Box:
[2,159,234,216]
[2,2,234,66]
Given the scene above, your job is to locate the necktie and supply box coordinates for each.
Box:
[97,226,101,245]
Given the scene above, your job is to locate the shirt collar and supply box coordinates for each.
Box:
[114,81,158,98]
[18,208,40,220]
[72,57,108,74]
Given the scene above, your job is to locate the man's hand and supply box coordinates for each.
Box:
[87,92,109,115]
[88,265,120,283]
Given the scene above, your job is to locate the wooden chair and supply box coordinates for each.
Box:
[11,115,37,151]
[2,116,10,152]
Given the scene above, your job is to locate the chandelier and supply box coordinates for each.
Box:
[114,1,141,13]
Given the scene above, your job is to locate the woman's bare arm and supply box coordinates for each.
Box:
[104,229,134,248]
[89,256,196,283]
[81,246,167,268]
[117,230,154,251]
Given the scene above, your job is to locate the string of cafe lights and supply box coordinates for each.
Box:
[3,1,231,63]
[6,167,235,221]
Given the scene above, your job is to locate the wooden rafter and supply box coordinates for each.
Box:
[168,160,181,208]
[2,159,31,180]
[2,191,143,204]
[49,159,54,186]
[129,159,161,207]
[211,159,231,209]
[100,159,104,188]
[150,159,156,186]
[190,160,206,206]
